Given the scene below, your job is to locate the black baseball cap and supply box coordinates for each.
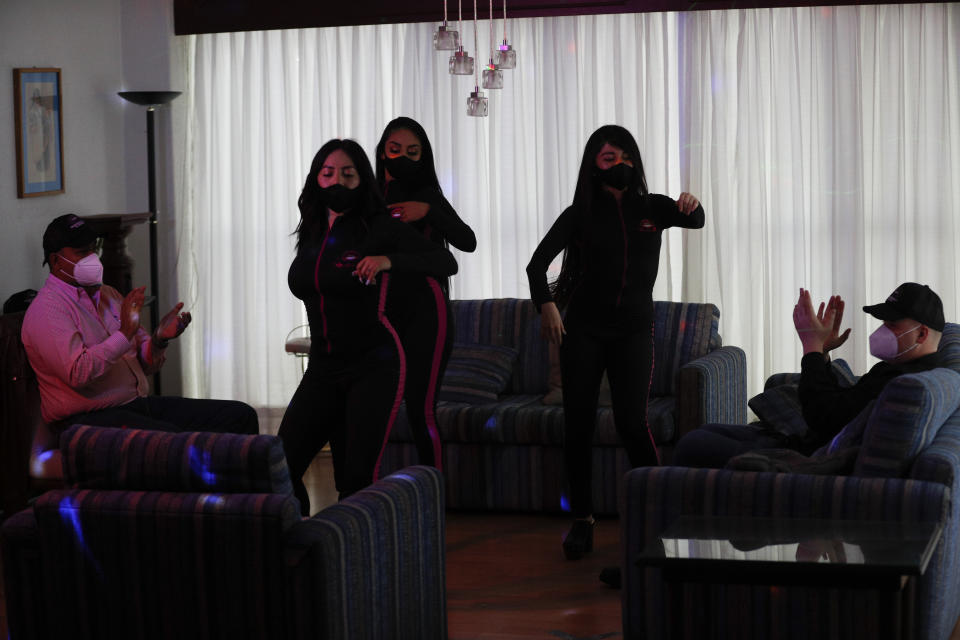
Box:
[863,282,945,332]
[42,214,97,265]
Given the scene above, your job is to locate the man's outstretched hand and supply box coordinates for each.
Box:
[793,288,851,355]
[120,287,147,339]
[155,302,192,343]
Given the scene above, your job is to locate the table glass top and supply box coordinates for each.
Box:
[640,516,942,573]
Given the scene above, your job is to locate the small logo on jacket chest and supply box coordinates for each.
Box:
[637,219,658,232]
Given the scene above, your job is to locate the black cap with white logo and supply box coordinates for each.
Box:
[863,282,945,332]
[41,214,97,265]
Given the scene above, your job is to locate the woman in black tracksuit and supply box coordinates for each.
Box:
[526,125,705,559]
[279,138,457,516]
[374,117,477,468]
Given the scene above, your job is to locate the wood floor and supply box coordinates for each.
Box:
[444,512,622,640]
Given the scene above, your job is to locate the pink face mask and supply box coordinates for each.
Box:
[58,253,104,286]
[868,323,920,361]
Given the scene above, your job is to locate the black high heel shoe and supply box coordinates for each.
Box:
[562,517,595,560]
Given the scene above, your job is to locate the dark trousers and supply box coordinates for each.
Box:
[278,345,402,516]
[673,423,789,469]
[560,325,659,518]
[399,281,453,468]
[60,395,259,437]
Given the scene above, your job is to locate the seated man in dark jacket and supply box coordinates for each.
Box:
[673,282,945,468]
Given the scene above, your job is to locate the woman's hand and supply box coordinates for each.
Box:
[354,255,392,285]
[540,302,566,345]
[387,201,430,223]
[676,192,700,214]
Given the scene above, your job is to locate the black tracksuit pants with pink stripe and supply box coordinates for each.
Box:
[560,324,657,518]
[389,275,452,468]
[280,343,401,515]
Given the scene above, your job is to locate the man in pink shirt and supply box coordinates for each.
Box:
[21,214,257,436]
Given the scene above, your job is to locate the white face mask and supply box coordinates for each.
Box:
[58,252,104,286]
[869,323,921,361]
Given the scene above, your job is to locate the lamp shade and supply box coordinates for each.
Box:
[118,91,182,107]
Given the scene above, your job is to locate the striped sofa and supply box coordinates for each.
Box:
[621,323,960,639]
[1,425,447,640]
[380,298,747,514]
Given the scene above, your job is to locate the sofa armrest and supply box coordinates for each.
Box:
[284,466,447,640]
[620,467,951,640]
[676,345,747,438]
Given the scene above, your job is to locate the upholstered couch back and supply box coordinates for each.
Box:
[59,423,295,496]
[448,298,723,398]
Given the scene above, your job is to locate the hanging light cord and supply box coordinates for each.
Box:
[444,0,448,24]
[489,0,494,61]
[459,0,463,46]
[502,0,508,42]
[474,0,480,85]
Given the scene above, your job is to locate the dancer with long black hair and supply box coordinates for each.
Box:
[526,125,705,559]
[375,117,476,467]
[279,139,457,516]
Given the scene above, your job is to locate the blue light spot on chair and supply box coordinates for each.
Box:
[58,496,103,576]
[189,446,218,486]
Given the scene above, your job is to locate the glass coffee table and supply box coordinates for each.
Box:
[636,515,943,639]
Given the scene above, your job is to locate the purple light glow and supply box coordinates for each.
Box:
[560,493,571,512]
[58,496,103,576]
[188,446,217,486]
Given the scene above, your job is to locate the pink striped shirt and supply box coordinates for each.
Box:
[21,275,164,423]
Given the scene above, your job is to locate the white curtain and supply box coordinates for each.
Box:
[173,4,960,408]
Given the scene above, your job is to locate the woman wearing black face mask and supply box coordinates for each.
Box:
[374,117,476,469]
[526,125,705,560]
[280,139,458,516]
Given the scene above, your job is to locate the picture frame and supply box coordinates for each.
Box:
[13,68,64,198]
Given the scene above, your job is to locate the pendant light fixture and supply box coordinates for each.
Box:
[434,0,459,50]
[481,0,503,89]
[466,0,488,116]
[495,0,517,69]
[449,0,474,75]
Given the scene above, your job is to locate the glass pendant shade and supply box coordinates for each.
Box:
[434,22,459,50]
[467,88,488,116]
[496,41,517,69]
[449,46,474,75]
[482,60,503,89]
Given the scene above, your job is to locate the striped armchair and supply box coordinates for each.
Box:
[621,323,960,639]
[381,298,746,514]
[1,425,447,640]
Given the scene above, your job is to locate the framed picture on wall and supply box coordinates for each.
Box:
[13,68,64,198]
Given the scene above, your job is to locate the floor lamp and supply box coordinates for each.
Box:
[118,90,181,396]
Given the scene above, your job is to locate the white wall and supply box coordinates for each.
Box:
[0,0,184,393]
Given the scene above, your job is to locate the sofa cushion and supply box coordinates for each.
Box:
[854,369,960,478]
[449,299,551,395]
[749,361,858,439]
[438,343,518,404]
[651,302,721,396]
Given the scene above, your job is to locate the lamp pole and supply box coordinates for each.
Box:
[118,91,181,396]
